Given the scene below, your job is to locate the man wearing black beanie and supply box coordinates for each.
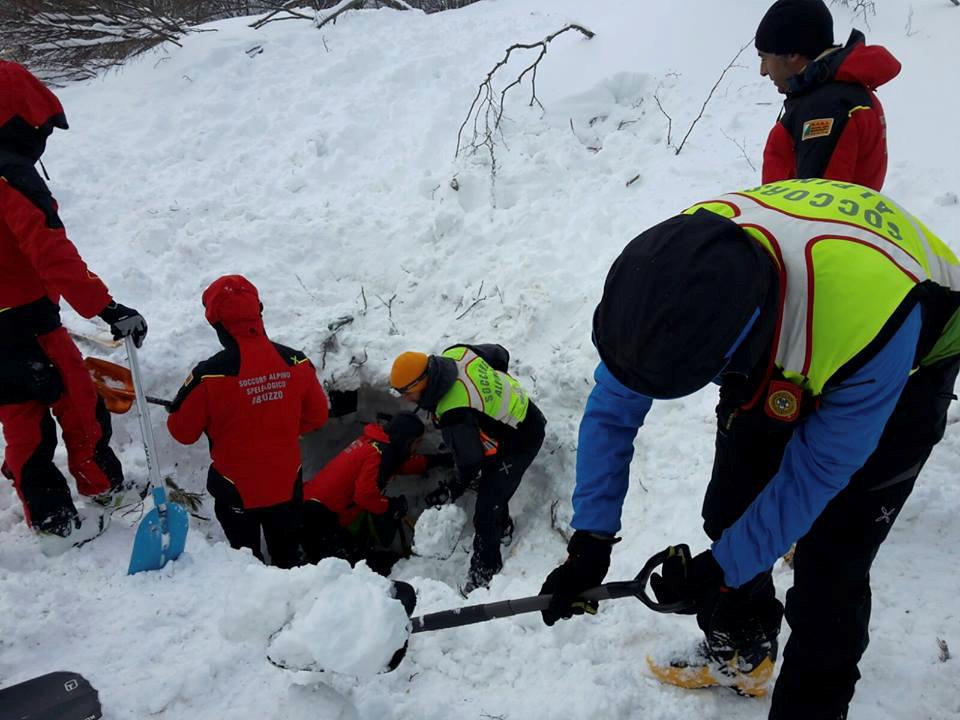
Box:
[756,0,901,190]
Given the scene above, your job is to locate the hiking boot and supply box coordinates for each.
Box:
[93,476,150,511]
[460,564,496,597]
[36,507,109,557]
[647,639,777,697]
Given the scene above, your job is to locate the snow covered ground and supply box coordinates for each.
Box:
[2,1,960,718]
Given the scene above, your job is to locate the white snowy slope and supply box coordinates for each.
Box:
[2,1,960,718]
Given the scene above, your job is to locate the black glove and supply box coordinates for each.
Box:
[539,531,619,626]
[386,495,408,521]
[425,453,455,469]
[98,302,147,347]
[649,544,725,615]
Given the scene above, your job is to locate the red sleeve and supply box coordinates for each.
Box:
[397,454,428,475]
[0,179,111,317]
[297,363,329,435]
[353,449,390,515]
[167,380,209,445]
[761,123,796,185]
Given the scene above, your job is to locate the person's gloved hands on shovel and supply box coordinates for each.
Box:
[539,531,619,626]
[98,301,147,347]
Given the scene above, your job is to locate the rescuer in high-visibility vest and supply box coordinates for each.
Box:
[540,179,960,718]
[390,343,546,594]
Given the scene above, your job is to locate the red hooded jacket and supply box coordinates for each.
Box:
[167,275,329,508]
[762,31,901,191]
[304,423,427,527]
[0,61,111,324]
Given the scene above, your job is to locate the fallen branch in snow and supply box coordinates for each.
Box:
[455,24,595,159]
[250,0,315,28]
[549,499,573,544]
[830,0,876,28]
[673,37,753,156]
[455,280,488,320]
[375,293,399,335]
[719,128,757,172]
[454,24,594,204]
[251,0,410,30]
[653,89,674,149]
[319,315,355,369]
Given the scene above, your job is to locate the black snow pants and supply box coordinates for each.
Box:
[208,467,304,569]
[470,405,546,581]
[703,357,960,720]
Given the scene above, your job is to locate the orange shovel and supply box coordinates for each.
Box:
[85,357,173,413]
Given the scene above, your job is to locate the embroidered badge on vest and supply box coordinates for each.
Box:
[765,380,802,422]
[801,118,834,140]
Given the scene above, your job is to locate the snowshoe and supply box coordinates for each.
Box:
[646,641,775,698]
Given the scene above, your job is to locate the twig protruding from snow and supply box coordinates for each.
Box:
[673,37,753,156]
[719,128,757,171]
[454,23,596,164]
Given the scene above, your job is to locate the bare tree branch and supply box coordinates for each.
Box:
[455,24,595,159]
[674,37,753,155]
[719,128,756,171]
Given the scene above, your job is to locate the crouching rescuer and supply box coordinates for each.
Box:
[167,275,328,568]
[540,179,960,718]
[390,344,546,594]
[302,411,450,575]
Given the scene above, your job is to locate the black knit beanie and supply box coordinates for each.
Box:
[593,210,775,400]
[755,0,834,58]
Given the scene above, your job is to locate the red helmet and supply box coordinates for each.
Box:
[0,61,68,160]
[201,275,265,338]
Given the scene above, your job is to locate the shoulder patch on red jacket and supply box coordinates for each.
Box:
[801,118,834,140]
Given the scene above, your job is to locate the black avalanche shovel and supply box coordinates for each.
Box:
[0,671,102,720]
[385,548,694,671]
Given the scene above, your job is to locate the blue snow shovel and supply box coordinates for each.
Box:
[125,337,188,574]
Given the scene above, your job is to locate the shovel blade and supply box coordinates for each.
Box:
[128,488,189,574]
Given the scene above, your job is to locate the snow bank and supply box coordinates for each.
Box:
[264,560,410,678]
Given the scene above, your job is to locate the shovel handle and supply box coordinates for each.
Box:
[126,337,163,491]
[410,548,694,634]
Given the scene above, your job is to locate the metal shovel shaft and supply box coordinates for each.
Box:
[411,580,642,633]
[409,549,694,634]
[125,337,163,490]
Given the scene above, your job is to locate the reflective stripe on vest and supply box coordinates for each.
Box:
[435,347,529,428]
[687,179,960,394]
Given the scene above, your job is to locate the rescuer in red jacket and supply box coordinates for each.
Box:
[0,61,147,541]
[756,0,901,190]
[302,412,452,574]
[167,275,328,568]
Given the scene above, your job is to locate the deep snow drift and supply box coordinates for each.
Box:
[2,1,959,718]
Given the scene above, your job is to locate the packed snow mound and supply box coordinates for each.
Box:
[412,504,468,559]
[263,559,410,678]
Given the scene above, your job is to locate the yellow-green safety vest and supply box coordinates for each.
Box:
[435,346,530,427]
[686,179,960,395]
